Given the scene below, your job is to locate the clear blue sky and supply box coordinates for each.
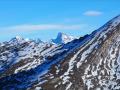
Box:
[0,0,120,42]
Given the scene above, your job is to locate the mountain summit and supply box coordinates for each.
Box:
[52,32,75,44]
[0,15,120,90]
[9,36,25,44]
[9,36,31,45]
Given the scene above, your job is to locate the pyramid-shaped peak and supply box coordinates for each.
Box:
[52,32,75,44]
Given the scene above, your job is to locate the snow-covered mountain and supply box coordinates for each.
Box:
[9,36,26,45]
[0,15,120,90]
[51,32,75,44]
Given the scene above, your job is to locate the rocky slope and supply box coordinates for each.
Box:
[0,15,120,90]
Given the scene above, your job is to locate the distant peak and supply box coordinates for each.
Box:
[35,38,43,43]
[52,32,75,44]
[57,32,67,39]
[15,36,23,40]
[57,32,65,35]
[9,36,26,45]
[11,36,24,41]
[57,32,68,38]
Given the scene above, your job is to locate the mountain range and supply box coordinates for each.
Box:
[0,15,120,90]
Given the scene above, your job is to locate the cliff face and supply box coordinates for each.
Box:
[0,15,120,90]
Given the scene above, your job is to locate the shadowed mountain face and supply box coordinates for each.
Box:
[0,15,120,90]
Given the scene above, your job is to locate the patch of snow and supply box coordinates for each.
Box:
[66,82,72,90]
[35,87,42,90]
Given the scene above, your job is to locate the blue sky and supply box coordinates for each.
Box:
[0,0,120,42]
